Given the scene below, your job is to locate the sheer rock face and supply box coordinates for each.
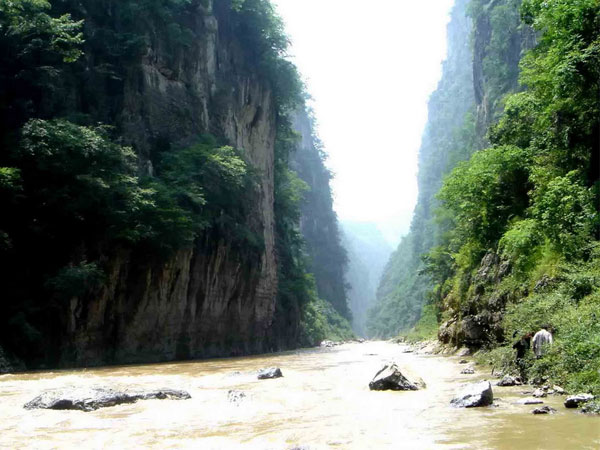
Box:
[60,1,281,367]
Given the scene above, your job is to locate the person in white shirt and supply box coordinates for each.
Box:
[532,326,553,358]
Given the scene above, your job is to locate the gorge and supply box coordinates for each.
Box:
[0,0,599,446]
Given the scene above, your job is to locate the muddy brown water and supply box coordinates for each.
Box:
[1,341,598,449]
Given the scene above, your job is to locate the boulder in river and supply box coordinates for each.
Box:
[497,375,521,386]
[564,393,594,408]
[450,381,494,408]
[552,385,566,395]
[460,367,475,375]
[532,406,557,415]
[24,387,191,412]
[257,367,283,380]
[369,363,425,391]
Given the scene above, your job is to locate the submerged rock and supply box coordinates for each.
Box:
[24,387,191,412]
[497,375,521,387]
[532,406,557,415]
[368,363,425,391]
[257,367,283,380]
[564,393,594,408]
[227,390,246,405]
[450,381,493,408]
[320,340,341,348]
[518,398,544,405]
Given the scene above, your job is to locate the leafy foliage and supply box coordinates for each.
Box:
[149,137,261,253]
[0,0,83,137]
[300,289,355,345]
[46,262,105,299]
[438,145,532,251]
[230,0,303,109]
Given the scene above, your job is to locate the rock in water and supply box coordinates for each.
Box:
[450,381,494,408]
[532,406,557,414]
[227,390,247,405]
[369,364,424,391]
[461,367,475,375]
[257,367,283,380]
[320,340,342,348]
[564,393,595,408]
[497,375,520,386]
[24,387,191,412]
[533,388,547,398]
[518,398,544,405]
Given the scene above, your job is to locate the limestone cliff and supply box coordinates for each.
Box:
[0,0,342,369]
[58,1,279,366]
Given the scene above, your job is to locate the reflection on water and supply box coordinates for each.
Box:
[0,342,598,449]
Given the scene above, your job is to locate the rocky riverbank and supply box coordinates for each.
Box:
[398,339,598,416]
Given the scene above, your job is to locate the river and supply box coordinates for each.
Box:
[0,341,598,449]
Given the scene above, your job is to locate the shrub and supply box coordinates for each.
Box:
[532,171,596,259]
[498,218,543,275]
[46,262,105,300]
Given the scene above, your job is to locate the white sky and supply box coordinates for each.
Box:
[273,0,455,246]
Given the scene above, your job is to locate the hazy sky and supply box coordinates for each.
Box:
[273,0,455,245]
